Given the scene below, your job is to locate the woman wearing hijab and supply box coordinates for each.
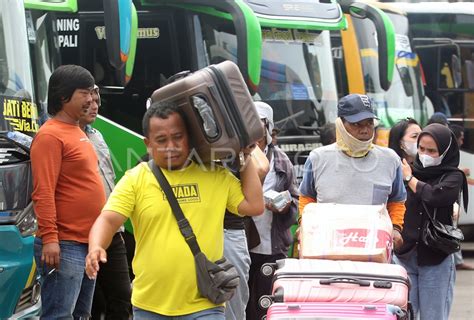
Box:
[396,123,469,320]
[388,118,422,165]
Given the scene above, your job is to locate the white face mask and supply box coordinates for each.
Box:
[402,141,418,158]
[418,137,452,168]
[419,153,443,168]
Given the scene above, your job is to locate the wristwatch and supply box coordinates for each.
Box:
[404,174,413,183]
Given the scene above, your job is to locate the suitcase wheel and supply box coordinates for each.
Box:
[261,263,276,277]
[387,305,408,320]
[258,295,273,310]
[396,310,409,320]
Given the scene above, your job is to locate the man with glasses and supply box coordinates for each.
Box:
[31,65,106,318]
[79,85,132,319]
[298,94,406,250]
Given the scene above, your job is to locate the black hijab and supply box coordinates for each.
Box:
[413,123,468,210]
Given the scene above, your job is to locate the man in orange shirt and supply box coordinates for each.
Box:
[31,65,106,319]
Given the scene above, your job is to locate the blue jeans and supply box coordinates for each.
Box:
[223,229,251,320]
[393,249,455,320]
[34,238,95,319]
[133,306,225,319]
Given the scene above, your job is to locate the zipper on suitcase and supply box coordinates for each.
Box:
[208,66,250,148]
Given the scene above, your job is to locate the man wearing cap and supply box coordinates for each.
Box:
[299,94,406,249]
[246,102,298,320]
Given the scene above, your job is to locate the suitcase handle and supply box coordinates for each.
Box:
[319,277,371,287]
[207,84,235,139]
[166,70,192,84]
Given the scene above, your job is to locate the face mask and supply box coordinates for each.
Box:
[335,118,373,157]
[418,136,452,168]
[419,153,443,168]
[402,141,418,157]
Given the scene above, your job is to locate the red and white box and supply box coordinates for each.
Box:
[266,302,404,319]
[299,203,393,263]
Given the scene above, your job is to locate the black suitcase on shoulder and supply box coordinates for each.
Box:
[149,60,262,163]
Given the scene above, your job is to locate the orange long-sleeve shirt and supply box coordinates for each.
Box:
[31,119,106,244]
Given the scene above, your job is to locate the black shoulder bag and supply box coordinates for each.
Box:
[421,201,464,255]
[148,161,239,304]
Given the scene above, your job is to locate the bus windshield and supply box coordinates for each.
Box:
[0,1,37,133]
[197,13,338,137]
[258,30,338,136]
[0,3,34,98]
[353,13,426,127]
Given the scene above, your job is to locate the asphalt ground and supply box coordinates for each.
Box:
[30,243,474,319]
[451,242,474,320]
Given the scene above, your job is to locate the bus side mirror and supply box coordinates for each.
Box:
[347,2,396,91]
[103,0,132,70]
[397,65,414,97]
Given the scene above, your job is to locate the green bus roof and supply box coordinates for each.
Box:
[24,0,77,12]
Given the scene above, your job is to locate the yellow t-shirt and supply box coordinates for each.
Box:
[103,161,244,315]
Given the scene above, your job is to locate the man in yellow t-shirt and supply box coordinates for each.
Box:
[85,101,264,319]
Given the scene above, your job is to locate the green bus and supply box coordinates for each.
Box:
[55,0,396,187]
[0,1,131,317]
[394,1,474,235]
[332,1,431,146]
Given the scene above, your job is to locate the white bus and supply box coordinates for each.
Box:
[394,2,474,236]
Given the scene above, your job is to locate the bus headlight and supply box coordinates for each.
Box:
[16,202,37,237]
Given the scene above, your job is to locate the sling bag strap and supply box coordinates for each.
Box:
[421,201,440,225]
[148,160,201,256]
[420,173,453,224]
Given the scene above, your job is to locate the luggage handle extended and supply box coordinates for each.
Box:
[319,277,371,287]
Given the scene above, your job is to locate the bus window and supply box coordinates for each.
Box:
[330,31,349,100]
[195,13,237,67]
[58,12,181,134]
[350,13,426,128]
[198,12,338,136]
[27,10,61,124]
[0,4,36,135]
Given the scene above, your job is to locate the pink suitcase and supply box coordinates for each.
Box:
[261,259,409,310]
[266,302,405,319]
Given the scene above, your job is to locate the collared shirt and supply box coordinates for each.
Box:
[253,146,299,255]
[85,125,124,232]
[85,125,115,197]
